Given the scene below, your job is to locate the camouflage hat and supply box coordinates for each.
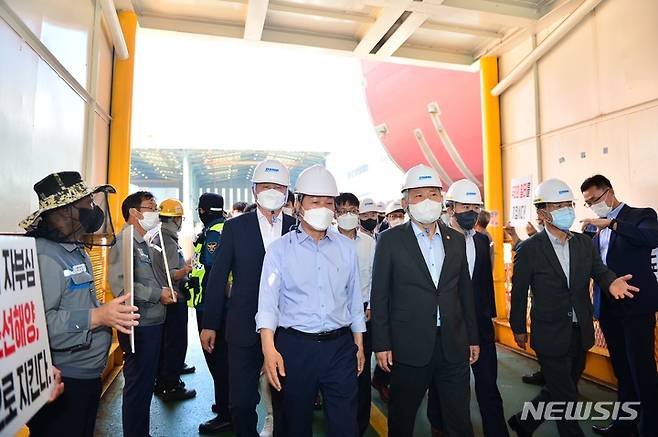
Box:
[19,171,115,230]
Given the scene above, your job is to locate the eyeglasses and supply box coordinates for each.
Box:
[583,189,609,207]
[337,208,359,215]
[138,206,159,212]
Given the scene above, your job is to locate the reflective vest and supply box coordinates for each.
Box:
[187,221,224,308]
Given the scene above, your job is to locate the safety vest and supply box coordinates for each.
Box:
[187,221,224,308]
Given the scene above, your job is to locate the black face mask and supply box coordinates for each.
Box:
[361,218,378,232]
[77,205,104,233]
[199,211,221,226]
[455,210,479,231]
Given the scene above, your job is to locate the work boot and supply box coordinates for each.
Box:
[160,381,197,402]
[521,370,545,386]
[199,416,232,434]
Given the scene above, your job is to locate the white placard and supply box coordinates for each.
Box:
[510,176,533,227]
[122,227,135,354]
[0,236,53,436]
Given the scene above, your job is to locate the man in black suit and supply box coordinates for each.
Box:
[371,164,479,437]
[200,159,296,437]
[580,175,658,437]
[508,178,639,437]
[426,179,509,437]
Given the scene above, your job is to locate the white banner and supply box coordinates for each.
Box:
[0,236,53,436]
[510,176,533,228]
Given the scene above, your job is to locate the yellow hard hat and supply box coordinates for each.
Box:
[159,198,184,217]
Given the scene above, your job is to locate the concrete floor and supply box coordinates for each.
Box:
[95,311,617,436]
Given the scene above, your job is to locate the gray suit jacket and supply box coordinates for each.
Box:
[510,230,617,357]
[371,221,479,366]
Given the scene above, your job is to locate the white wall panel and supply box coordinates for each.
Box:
[499,38,535,145]
[595,0,658,114]
[0,18,85,232]
[626,106,658,207]
[538,14,598,133]
[5,0,94,88]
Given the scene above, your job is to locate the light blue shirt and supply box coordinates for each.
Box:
[464,229,476,278]
[255,227,367,334]
[599,202,625,265]
[546,229,577,322]
[411,222,445,326]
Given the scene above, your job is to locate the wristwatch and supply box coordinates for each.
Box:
[608,218,617,231]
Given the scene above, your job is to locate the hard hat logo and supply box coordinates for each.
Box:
[264,167,280,173]
[419,175,433,180]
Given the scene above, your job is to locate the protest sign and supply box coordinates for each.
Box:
[0,236,53,436]
[510,176,533,227]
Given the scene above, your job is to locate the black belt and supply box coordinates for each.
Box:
[280,327,351,342]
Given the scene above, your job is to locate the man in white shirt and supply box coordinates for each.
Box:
[335,192,376,436]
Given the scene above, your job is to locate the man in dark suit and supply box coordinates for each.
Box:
[508,178,639,437]
[371,164,480,437]
[200,159,296,437]
[426,179,509,437]
[580,175,658,437]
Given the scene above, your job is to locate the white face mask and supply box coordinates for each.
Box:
[337,213,359,231]
[388,218,404,228]
[590,200,612,218]
[282,207,294,216]
[138,211,160,231]
[302,207,334,231]
[408,199,443,225]
[256,189,286,211]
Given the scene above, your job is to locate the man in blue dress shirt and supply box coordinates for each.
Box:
[256,165,366,437]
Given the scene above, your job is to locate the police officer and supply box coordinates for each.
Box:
[152,199,196,401]
[256,165,366,437]
[191,192,232,433]
[427,179,509,437]
[109,191,176,437]
[21,171,139,437]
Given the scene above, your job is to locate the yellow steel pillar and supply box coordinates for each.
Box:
[480,57,506,320]
[107,11,137,229]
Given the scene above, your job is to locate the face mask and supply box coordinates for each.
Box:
[337,213,359,231]
[139,211,160,231]
[360,218,378,232]
[550,207,575,231]
[78,205,104,233]
[388,218,404,228]
[302,207,334,231]
[408,199,443,225]
[590,200,612,218]
[455,210,479,231]
[282,207,294,216]
[257,189,286,211]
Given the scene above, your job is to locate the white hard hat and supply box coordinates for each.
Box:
[401,164,443,192]
[385,199,404,216]
[359,198,378,214]
[445,179,483,205]
[375,201,386,213]
[294,165,339,197]
[252,159,290,186]
[533,178,574,204]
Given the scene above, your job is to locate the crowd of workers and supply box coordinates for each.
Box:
[17,158,658,437]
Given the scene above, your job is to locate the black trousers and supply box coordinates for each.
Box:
[357,320,372,436]
[27,376,102,437]
[427,341,509,437]
[389,328,473,437]
[196,309,230,419]
[118,324,163,437]
[599,313,658,435]
[157,302,188,387]
[275,328,359,437]
[514,326,586,437]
